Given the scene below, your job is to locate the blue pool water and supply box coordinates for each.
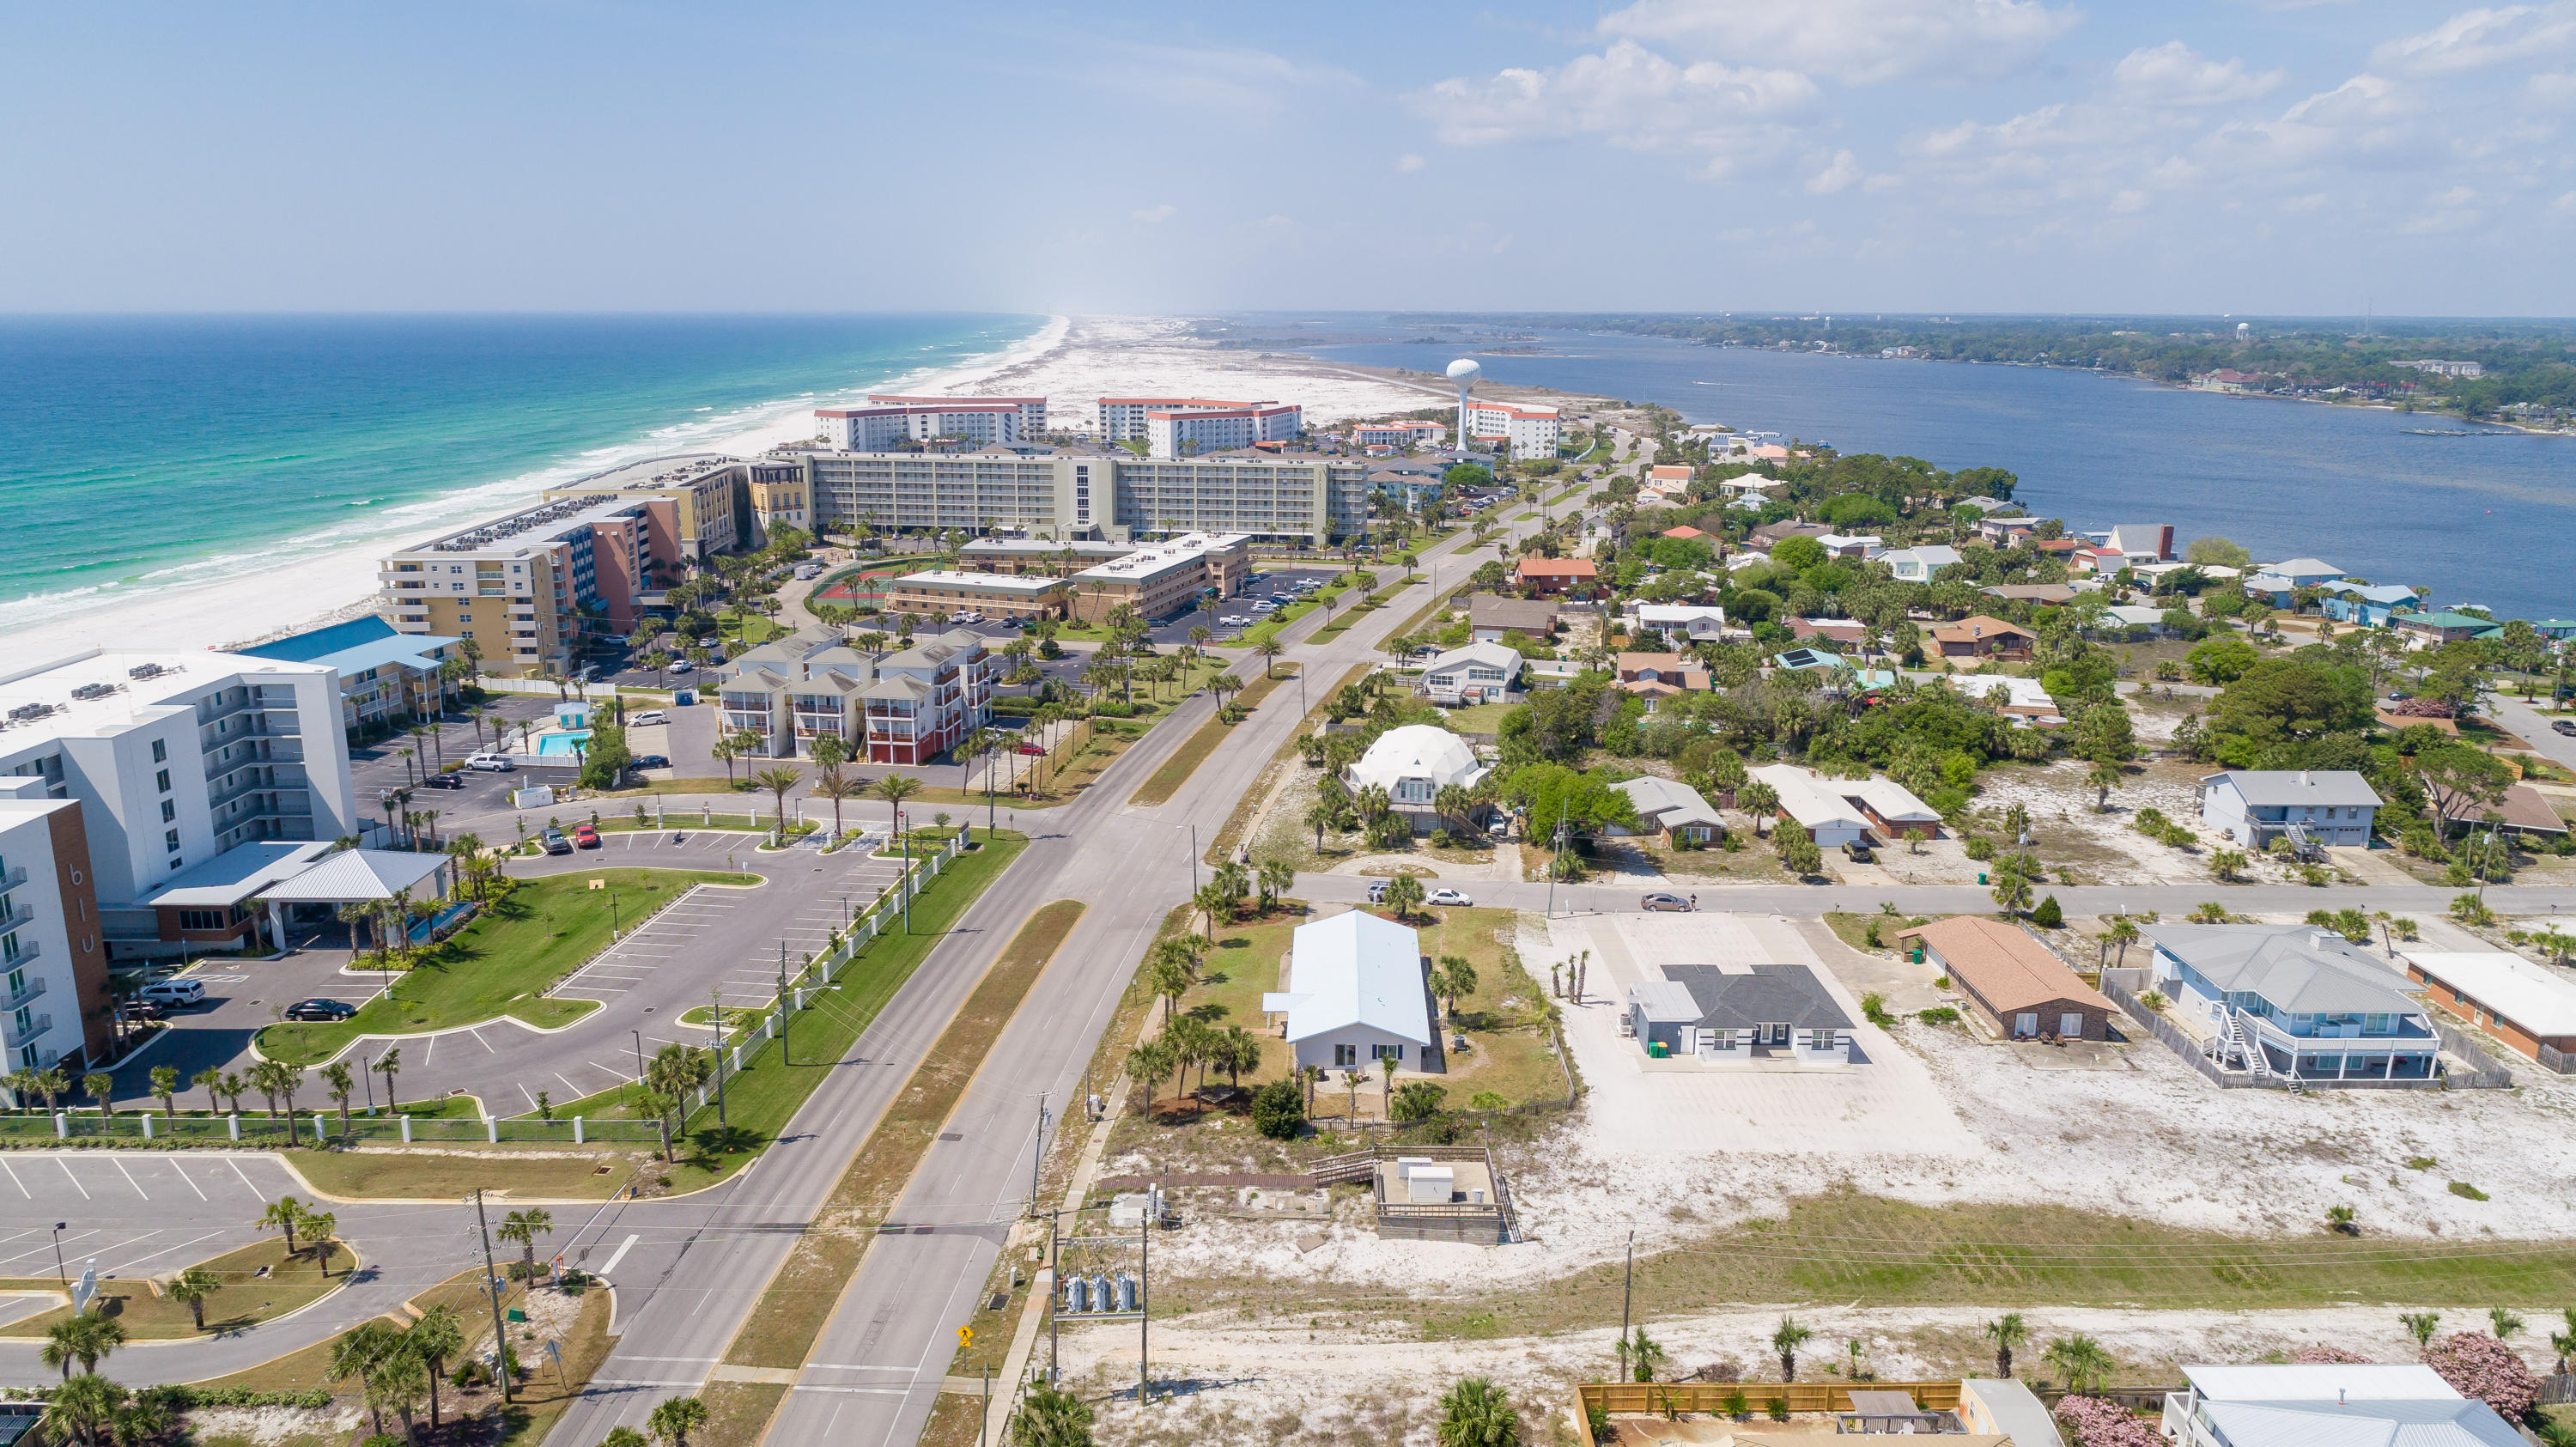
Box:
[535,731,592,756]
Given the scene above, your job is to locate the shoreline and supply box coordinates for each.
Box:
[14,315,1077,663]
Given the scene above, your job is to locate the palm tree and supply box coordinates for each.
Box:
[262,1196,309,1254]
[41,1371,131,1447]
[330,1318,407,1439]
[2401,1311,2442,1348]
[1376,1051,1396,1114]
[1984,1312,2028,1377]
[336,900,374,957]
[750,766,802,840]
[150,1066,179,1119]
[498,1207,555,1279]
[1012,1383,1095,1447]
[1193,882,1234,937]
[373,1047,401,1113]
[1253,638,1285,679]
[1306,801,1340,852]
[1436,1376,1522,1447]
[648,1395,711,1447]
[2043,1334,2114,1395]
[1258,859,1294,914]
[1342,1067,1363,1123]
[42,1314,125,1380]
[1148,947,1194,1025]
[2087,762,2123,812]
[82,1072,112,1116]
[2549,1307,2576,1374]
[305,1211,341,1276]
[170,1267,222,1331]
[1434,955,1479,1020]
[2101,915,2142,970]
[249,1060,301,1145]
[1382,873,1426,922]
[192,1066,222,1115]
[1126,1039,1177,1115]
[813,766,859,842]
[1771,1315,1813,1381]
[711,735,739,788]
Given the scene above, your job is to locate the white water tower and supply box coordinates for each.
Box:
[1445,357,1481,459]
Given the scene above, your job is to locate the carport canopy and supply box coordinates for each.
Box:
[255,848,450,905]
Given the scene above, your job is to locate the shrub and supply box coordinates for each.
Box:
[2449,1181,2489,1201]
[1765,1398,1789,1423]
[1249,1078,1305,1140]
[2422,1331,2538,1419]
[1467,1091,1507,1110]
[1860,992,1893,1027]
[2055,1395,2162,1447]
[1389,1081,1448,1123]
[2031,894,2064,928]
[1917,1006,1961,1026]
[1963,835,1995,861]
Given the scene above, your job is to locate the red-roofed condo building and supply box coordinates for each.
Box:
[1145,403,1303,459]
[1097,397,1303,449]
[816,399,1033,449]
[1461,400,1561,457]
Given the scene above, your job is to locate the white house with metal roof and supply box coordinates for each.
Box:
[1879,544,1962,582]
[1607,776,1724,844]
[1263,909,1436,1073]
[2161,1362,2518,1447]
[2147,923,2439,1082]
[1415,642,1522,706]
[2199,769,2381,849]
[1343,725,1489,820]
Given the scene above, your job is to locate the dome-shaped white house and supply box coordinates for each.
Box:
[1344,724,1489,816]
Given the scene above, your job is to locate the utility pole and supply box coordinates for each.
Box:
[1139,1212,1151,1407]
[708,988,729,1128]
[1027,1091,1049,1216]
[901,809,912,934]
[1189,825,1200,896]
[1618,1228,1635,1385]
[1047,1209,1061,1384]
[471,1189,515,1404]
[777,941,791,1067]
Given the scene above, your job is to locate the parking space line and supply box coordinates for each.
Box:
[0,1229,98,1270]
[226,1157,259,1194]
[112,1157,147,1199]
[168,1161,208,1201]
[104,1228,228,1275]
[587,1061,636,1084]
[0,1158,26,1199]
[519,1083,541,1114]
[553,1072,583,1098]
[56,1158,89,1200]
[422,1035,437,1066]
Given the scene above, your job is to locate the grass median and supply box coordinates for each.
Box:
[708,899,1086,1402]
[258,868,753,1067]
[0,1237,343,1339]
[533,833,1030,1195]
[1127,666,1298,807]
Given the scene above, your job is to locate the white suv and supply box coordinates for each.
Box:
[467,752,515,772]
[139,979,205,1007]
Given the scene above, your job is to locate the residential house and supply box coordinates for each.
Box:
[1467,594,1558,644]
[860,629,993,765]
[1748,520,1827,549]
[1928,615,2036,660]
[2401,949,2576,1065]
[1660,525,1706,540]
[1983,582,2076,606]
[1609,776,1725,844]
[2069,545,2123,575]
[2245,556,2348,603]
[2530,618,2576,640]
[1895,915,2115,1041]
[2161,1364,2518,1447]
[1955,495,2020,516]
[1640,464,1694,502]
[2104,524,2176,562]
[1815,532,1883,560]
[1881,544,1963,581]
[2320,583,2424,627]
[2198,770,2380,848]
[1956,674,2063,724]
[2097,604,2172,635]
[2030,537,2083,559]
[1973,516,2036,545]
[1711,473,1781,505]
[1514,556,1598,596]
[2447,781,2567,839]
[1343,724,1489,827]
[1417,642,1521,706]
[1785,617,1866,647]
[1626,604,1728,643]
[2193,368,2265,393]
[2394,610,2504,645]
[1264,909,1436,1073]
[716,625,880,758]
[1747,764,1939,846]
[1613,653,1710,706]
[2146,923,2439,1082]
[1626,964,1853,1067]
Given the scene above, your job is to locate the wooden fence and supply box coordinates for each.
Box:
[1572,1381,1963,1445]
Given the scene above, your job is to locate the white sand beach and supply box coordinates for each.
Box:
[14,313,1454,665]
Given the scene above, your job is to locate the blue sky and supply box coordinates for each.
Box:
[4,2,2571,314]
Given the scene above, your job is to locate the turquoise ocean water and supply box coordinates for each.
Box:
[0,313,1049,631]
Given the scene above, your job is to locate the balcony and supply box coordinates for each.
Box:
[3,976,44,1013]
[2,1011,52,1050]
[0,865,25,891]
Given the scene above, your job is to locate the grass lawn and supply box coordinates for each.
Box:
[1442,701,1517,733]
[713,898,1084,1383]
[598,833,1031,1194]
[1127,666,1297,806]
[0,1237,342,1340]
[289,1147,644,1200]
[258,869,754,1067]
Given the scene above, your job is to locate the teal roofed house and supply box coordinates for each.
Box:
[240,616,465,740]
[2319,583,2424,628]
[2392,611,2504,645]
[2532,619,2576,640]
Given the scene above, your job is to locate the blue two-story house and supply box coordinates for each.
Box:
[2146,924,2439,1083]
[2199,770,2380,851]
[2318,583,2424,628]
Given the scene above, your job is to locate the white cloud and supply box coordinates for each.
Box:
[1395,153,1427,172]
[1805,149,1862,193]
[1417,39,1817,151]
[2555,189,2576,212]
[2530,70,2576,105]
[2113,42,2285,105]
[1598,0,2080,84]
[2110,188,2150,212]
[2371,5,2576,75]
[1132,204,1177,223]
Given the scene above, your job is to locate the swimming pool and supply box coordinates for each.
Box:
[534,730,592,756]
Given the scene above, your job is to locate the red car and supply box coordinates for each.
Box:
[574,824,601,848]
[1016,741,1047,756]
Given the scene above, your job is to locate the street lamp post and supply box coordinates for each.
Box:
[52,1223,68,1286]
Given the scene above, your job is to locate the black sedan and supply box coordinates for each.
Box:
[283,999,357,1022]
[417,772,467,790]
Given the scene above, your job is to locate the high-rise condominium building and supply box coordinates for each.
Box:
[1145,403,1302,459]
[0,793,110,1075]
[816,400,1033,450]
[0,649,361,967]
[1461,401,1562,457]
[380,495,681,677]
[865,395,1049,435]
[1095,398,1302,446]
[791,447,1370,544]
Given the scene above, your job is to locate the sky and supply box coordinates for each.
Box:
[3,2,2573,316]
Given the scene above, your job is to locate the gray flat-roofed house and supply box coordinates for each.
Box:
[2199,769,2380,849]
[1467,595,1558,644]
[1608,775,1725,844]
[1628,964,1854,1067]
[2147,923,2439,1082]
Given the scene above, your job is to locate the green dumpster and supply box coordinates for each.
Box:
[1648,1041,1668,1059]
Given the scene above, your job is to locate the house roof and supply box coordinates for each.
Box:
[1467,595,1558,629]
[2330,583,2424,605]
[2184,1364,2458,1403]
[2197,1397,2519,1447]
[1887,544,1963,568]
[2146,924,2422,1015]
[1661,526,1706,539]
[1421,641,1522,678]
[1984,583,2076,603]
[1614,775,1723,831]
[2402,950,2576,1036]
[1631,605,1726,627]
[2257,556,2345,577]
[240,616,459,679]
[140,842,337,909]
[1271,909,1431,1048]
[1929,614,2037,643]
[1787,617,1864,641]
[1895,916,2113,1018]
[2399,611,2503,633]
[1626,980,1700,1024]
[1666,964,1854,1031]
[2202,770,2384,809]
[1346,724,1486,795]
[1515,556,1598,579]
